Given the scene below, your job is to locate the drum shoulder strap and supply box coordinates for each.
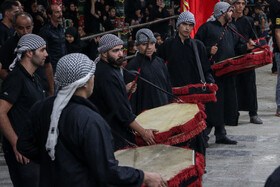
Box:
[190,39,206,84]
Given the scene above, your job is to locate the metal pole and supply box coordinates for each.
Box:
[81,15,179,41]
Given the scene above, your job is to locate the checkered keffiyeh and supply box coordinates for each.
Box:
[176,11,196,29]
[214,2,231,19]
[135,28,156,45]
[9,34,46,71]
[98,34,124,54]
[46,53,96,160]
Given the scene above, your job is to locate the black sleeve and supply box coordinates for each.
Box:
[82,115,144,186]
[0,31,8,47]
[157,39,169,61]
[100,77,136,127]
[0,40,15,70]
[0,72,23,104]
[123,58,139,84]
[195,24,212,57]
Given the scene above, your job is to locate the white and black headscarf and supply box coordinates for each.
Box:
[46,53,96,160]
[9,34,46,71]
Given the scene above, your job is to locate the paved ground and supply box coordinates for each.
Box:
[203,65,280,187]
[0,65,279,187]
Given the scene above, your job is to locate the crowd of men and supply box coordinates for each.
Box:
[0,0,279,186]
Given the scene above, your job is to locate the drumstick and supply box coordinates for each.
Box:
[123,67,184,103]
[215,50,264,64]
[228,25,265,50]
[128,34,150,100]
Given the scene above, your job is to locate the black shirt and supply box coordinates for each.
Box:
[232,16,257,41]
[269,0,280,52]
[0,22,14,47]
[0,63,45,147]
[124,53,173,115]
[39,22,66,72]
[0,34,50,91]
[17,96,144,187]
[158,35,214,87]
[0,34,19,70]
[89,60,136,150]
[195,20,247,63]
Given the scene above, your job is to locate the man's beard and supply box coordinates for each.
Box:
[107,53,124,67]
[225,14,232,23]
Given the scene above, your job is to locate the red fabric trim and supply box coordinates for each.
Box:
[161,121,206,145]
[212,45,273,77]
[141,150,205,187]
[172,84,218,103]
[135,103,207,145]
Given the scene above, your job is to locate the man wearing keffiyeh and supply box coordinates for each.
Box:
[17,53,167,187]
[0,33,47,187]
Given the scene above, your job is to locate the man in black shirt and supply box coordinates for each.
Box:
[0,12,54,96]
[195,2,255,144]
[231,0,263,124]
[39,4,66,76]
[124,28,173,115]
[90,34,158,150]
[0,34,47,187]
[0,0,19,48]
[17,53,166,187]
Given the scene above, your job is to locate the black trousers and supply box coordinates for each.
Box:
[236,70,258,116]
[3,141,40,187]
[205,75,238,139]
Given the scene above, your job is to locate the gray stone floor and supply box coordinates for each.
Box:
[0,65,279,187]
[203,66,280,187]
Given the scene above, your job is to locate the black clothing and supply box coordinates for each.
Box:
[0,34,20,70]
[84,0,102,34]
[265,166,280,187]
[195,21,247,62]
[124,53,172,115]
[0,22,14,47]
[89,60,136,150]
[0,63,45,187]
[17,96,144,187]
[65,27,88,54]
[103,16,116,31]
[0,63,45,138]
[269,0,280,53]
[39,23,66,72]
[195,20,247,134]
[232,16,258,115]
[3,146,39,187]
[0,34,50,92]
[150,5,169,39]
[30,11,46,34]
[158,35,215,87]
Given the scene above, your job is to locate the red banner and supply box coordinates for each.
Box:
[181,0,219,38]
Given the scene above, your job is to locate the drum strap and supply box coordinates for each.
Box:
[191,39,206,84]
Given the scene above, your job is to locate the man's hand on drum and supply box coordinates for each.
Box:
[126,81,137,94]
[143,171,168,187]
[141,129,159,145]
[247,39,256,50]
[210,45,218,55]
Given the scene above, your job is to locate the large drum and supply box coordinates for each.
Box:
[172,83,218,103]
[135,103,206,146]
[211,44,273,77]
[115,144,205,187]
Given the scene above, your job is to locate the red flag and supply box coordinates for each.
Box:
[181,0,219,38]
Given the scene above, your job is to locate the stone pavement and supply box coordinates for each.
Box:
[203,66,280,187]
[0,65,279,187]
